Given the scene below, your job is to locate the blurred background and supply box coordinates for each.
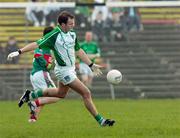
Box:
[0,0,180,100]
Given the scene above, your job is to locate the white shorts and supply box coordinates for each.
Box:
[30,70,56,90]
[79,62,93,76]
[54,65,77,85]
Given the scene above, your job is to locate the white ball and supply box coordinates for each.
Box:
[107,69,122,85]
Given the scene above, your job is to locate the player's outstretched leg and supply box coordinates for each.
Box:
[28,97,60,122]
[68,78,115,127]
[18,90,31,107]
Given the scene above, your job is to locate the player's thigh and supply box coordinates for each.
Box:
[54,66,83,96]
[67,78,90,96]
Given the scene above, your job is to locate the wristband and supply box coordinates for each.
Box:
[88,63,94,68]
[18,49,22,54]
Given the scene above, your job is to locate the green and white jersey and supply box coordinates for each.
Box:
[36,25,81,67]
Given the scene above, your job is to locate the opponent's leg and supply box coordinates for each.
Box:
[19,83,69,107]
[28,97,59,122]
[28,70,60,122]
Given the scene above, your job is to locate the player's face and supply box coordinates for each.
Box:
[65,18,75,32]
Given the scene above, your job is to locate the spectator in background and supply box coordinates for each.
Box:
[26,0,45,26]
[104,7,127,41]
[79,31,101,88]
[92,11,105,41]
[75,6,91,29]
[5,36,19,64]
[0,43,5,64]
[125,0,143,32]
[91,0,109,25]
[43,0,60,26]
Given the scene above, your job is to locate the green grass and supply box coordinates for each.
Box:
[1,99,180,138]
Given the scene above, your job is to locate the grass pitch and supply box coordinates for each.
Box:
[1,99,180,138]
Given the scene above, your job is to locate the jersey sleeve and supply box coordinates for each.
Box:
[75,38,81,51]
[36,29,58,50]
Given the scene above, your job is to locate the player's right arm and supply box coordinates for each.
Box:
[7,26,58,61]
[20,42,38,53]
[7,42,38,61]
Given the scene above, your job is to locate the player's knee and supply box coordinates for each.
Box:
[57,93,66,98]
[82,91,91,100]
[57,89,67,98]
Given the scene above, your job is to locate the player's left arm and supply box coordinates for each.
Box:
[75,38,92,65]
[88,43,101,59]
[76,49,102,76]
[75,38,103,76]
[76,48,92,66]
[87,53,100,59]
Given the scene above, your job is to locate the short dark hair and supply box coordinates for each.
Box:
[57,11,74,25]
[43,26,54,36]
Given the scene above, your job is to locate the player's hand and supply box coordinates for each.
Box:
[46,60,55,70]
[91,63,103,76]
[46,63,52,70]
[7,51,19,61]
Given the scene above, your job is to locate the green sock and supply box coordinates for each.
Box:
[30,89,43,100]
[95,114,104,125]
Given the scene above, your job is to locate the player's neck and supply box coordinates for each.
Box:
[59,26,68,33]
[62,28,68,33]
